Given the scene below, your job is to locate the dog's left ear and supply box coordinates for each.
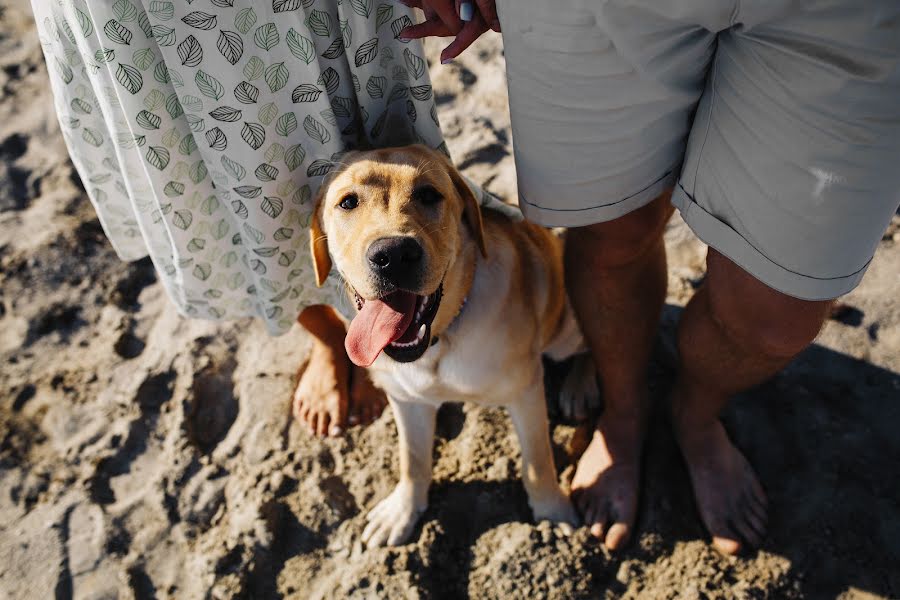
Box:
[309,199,332,287]
[447,162,487,258]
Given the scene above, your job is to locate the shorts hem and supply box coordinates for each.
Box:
[519,169,678,228]
[672,183,869,301]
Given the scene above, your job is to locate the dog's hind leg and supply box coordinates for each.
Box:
[544,299,601,422]
[362,398,437,547]
[557,353,600,423]
[507,373,580,531]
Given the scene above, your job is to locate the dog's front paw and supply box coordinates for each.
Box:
[362,484,427,547]
[530,492,580,535]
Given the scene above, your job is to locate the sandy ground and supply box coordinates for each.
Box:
[2,0,900,597]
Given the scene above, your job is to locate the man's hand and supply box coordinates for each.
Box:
[398,0,499,63]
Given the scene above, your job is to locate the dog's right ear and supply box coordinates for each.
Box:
[433,149,487,257]
[309,198,332,287]
[447,164,487,258]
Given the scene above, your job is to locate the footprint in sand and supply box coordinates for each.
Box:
[187,360,239,454]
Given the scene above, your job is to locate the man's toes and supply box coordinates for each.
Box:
[583,503,608,539]
[605,520,632,550]
[729,513,762,549]
[711,532,742,555]
[741,500,767,542]
[743,490,767,526]
[749,478,768,510]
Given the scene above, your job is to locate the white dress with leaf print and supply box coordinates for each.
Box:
[31,0,511,334]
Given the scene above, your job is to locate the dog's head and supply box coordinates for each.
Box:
[310,144,486,367]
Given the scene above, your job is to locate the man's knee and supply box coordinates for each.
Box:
[705,250,831,360]
[566,192,675,270]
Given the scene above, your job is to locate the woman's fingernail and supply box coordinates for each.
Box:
[459,2,474,21]
[329,425,342,436]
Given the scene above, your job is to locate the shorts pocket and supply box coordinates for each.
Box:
[502,1,611,54]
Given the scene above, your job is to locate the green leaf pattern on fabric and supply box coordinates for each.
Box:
[31,0,506,334]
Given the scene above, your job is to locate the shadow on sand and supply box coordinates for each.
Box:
[396,304,900,598]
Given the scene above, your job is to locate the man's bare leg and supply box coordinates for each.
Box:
[673,248,831,554]
[566,193,674,550]
[293,305,386,437]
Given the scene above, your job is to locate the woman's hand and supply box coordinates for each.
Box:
[398,0,499,64]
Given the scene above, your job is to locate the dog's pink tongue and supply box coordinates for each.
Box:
[345,291,417,367]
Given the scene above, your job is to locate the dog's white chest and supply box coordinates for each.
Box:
[372,345,483,406]
[371,314,529,408]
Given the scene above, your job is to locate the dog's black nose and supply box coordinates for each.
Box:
[367,237,423,287]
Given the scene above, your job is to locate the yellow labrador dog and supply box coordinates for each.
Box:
[310,145,586,546]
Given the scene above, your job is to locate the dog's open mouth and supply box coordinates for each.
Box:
[345,285,443,367]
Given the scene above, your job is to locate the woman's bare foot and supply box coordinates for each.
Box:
[571,409,645,550]
[292,339,388,436]
[673,399,768,555]
[292,338,350,437]
[348,363,387,426]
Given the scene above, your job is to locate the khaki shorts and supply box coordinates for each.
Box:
[496,0,900,300]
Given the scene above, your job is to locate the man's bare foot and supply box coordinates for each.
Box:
[571,410,645,550]
[348,363,387,426]
[673,403,768,555]
[293,339,350,437]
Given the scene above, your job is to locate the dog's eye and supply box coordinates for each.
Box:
[413,185,442,206]
[338,194,359,210]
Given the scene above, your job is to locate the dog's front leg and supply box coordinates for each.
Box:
[507,377,579,531]
[362,398,437,547]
